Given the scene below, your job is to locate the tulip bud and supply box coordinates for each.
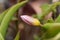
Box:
[20,15,41,26]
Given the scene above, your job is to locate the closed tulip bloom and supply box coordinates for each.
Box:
[20,15,41,26]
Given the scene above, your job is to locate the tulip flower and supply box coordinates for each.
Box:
[20,15,41,26]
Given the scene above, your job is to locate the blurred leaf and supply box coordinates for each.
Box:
[39,4,54,23]
[12,16,18,21]
[0,33,4,40]
[34,35,40,40]
[55,15,60,23]
[37,4,52,22]
[52,8,56,13]
[42,18,54,24]
[0,1,27,38]
[32,14,37,18]
[14,31,20,40]
[47,33,60,40]
[0,9,8,24]
[41,4,50,12]
[38,2,60,20]
[43,23,60,39]
[47,18,54,23]
[0,9,17,24]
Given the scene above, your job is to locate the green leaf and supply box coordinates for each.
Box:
[40,4,54,23]
[42,18,54,24]
[41,4,50,12]
[0,9,18,24]
[12,16,18,21]
[50,33,60,40]
[37,4,51,20]
[38,2,60,20]
[0,9,8,24]
[47,18,54,23]
[14,31,20,40]
[43,23,60,38]
[34,35,40,40]
[55,15,60,23]
[0,33,4,40]
[0,1,27,38]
